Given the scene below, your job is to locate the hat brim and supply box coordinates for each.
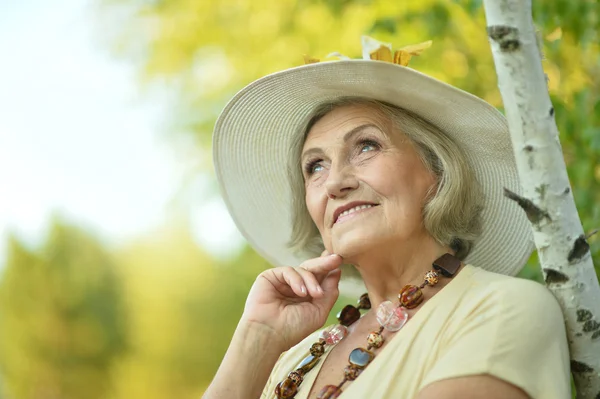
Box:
[213,60,533,276]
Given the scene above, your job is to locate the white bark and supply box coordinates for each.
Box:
[483,0,600,397]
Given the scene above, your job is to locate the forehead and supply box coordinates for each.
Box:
[303,104,392,148]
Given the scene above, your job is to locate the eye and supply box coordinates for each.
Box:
[359,139,380,153]
[304,159,324,175]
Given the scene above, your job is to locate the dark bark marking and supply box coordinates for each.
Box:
[563,187,570,195]
[593,330,600,340]
[544,268,569,284]
[504,188,551,225]
[535,184,548,200]
[583,320,600,333]
[549,107,554,116]
[571,360,595,373]
[577,309,593,322]
[524,145,533,152]
[487,25,521,52]
[568,234,591,263]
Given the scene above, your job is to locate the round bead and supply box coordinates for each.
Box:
[348,347,374,369]
[310,342,325,357]
[424,270,439,286]
[367,331,384,349]
[288,370,303,385]
[275,377,298,399]
[357,293,371,309]
[316,385,342,399]
[344,364,361,380]
[376,301,408,332]
[337,305,361,326]
[398,284,424,309]
[321,324,348,345]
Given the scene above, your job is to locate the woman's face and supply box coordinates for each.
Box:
[301,104,437,260]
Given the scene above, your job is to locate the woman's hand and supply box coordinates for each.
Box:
[241,251,343,351]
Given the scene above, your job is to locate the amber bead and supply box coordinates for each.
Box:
[337,305,361,326]
[367,331,384,349]
[424,270,439,286]
[288,370,303,385]
[297,354,320,373]
[344,364,362,380]
[357,293,371,310]
[398,284,424,309]
[348,347,374,369]
[275,377,298,399]
[310,342,325,357]
[316,385,342,399]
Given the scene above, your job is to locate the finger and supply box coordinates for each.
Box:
[313,268,341,309]
[299,254,343,280]
[279,267,308,297]
[295,267,324,298]
[321,268,342,293]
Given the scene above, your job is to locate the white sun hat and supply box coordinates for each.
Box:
[213,37,533,276]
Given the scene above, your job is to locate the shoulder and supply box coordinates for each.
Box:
[419,265,570,398]
[460,265,563,321]
[441,264,568,358]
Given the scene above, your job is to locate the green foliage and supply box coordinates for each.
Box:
[108,226,269,398]
[0,219,126,399]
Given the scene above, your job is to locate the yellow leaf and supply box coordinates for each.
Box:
[303,54,320,64]
[393,50,412,66]
[369,45,393,62]
[398,40,433,56]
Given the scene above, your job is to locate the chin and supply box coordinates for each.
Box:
[331,232,382,262]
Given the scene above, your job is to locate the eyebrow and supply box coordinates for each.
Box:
[300,123,379,164]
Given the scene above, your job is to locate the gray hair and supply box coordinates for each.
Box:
[287,97,483,260]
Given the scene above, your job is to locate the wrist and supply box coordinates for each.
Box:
[237,317,288,353]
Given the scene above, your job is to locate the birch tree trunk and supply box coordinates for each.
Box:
[482,0,600,397]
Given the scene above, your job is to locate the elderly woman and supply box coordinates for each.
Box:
[205,39,570,399]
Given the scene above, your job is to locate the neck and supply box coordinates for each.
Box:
[345,234,455,311]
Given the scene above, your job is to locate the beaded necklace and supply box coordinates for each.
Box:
[274,253,461,399]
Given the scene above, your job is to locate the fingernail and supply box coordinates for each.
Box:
[330,253,339,257]
[316,285,323,293]
[301,285,307,295]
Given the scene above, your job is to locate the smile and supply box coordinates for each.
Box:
[334,204,377,225]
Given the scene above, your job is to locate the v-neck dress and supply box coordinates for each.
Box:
[260,265,570,399]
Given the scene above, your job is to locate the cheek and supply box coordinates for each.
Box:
[304,188,325,228]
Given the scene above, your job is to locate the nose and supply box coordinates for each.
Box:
[325,163,359,199]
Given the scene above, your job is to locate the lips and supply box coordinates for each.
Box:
[332,201,379,226]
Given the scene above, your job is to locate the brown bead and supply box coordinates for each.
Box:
[288,370,304,385]
[424,270,439,286]
[316,385,342,399]
[398,285,424,309]
[297,354,320,373]
[310,342,325,357]
[337,305,361,326]
[433,253,461,277]
[367,331,384,349]
[344,364,362,380]
[357,293,371,310]
[275,377,298,399]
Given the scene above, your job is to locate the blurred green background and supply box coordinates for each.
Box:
[0,0,598,398]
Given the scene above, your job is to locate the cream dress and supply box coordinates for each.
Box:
[261,265,570,399]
